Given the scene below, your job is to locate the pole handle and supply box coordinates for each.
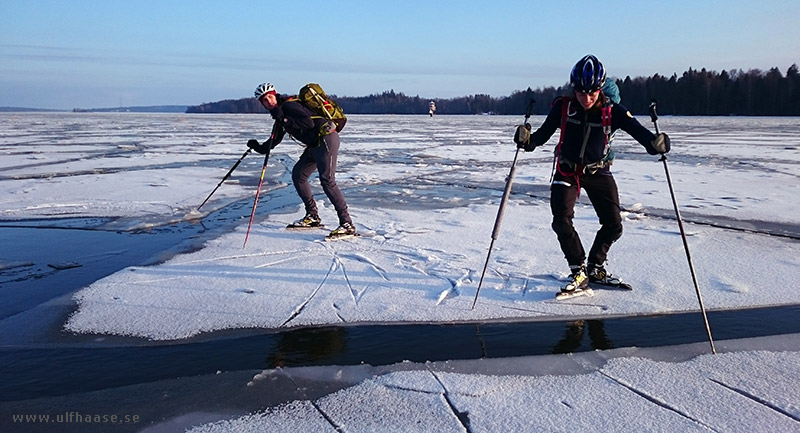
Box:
[525,98,535,118]
[648,99,660,134]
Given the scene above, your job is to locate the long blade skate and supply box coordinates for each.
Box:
[555,287,594,300]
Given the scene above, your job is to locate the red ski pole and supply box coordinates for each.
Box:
[243,150,270,248]
[243,123,281,248]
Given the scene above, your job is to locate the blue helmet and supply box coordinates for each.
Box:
[570,55,607,92]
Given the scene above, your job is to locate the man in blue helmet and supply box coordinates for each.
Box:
[515,55,670,297]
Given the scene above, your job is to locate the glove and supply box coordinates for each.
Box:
[648,133,671,155]
[514,123,532,150]
[247,138,269,154]
[321,121,337,135]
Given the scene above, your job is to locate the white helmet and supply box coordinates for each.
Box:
[254,82,275,98]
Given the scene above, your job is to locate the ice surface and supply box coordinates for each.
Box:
[7,114,793,340]
[2,112,799,432]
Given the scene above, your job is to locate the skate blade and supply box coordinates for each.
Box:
[555,288,594,300]
[590,281,633,291]
[324,233,359,241]
[286,224,325,230]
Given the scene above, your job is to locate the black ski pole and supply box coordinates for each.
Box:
[197,148,252,211]
[648,100,716,354]
[472,98,535,310]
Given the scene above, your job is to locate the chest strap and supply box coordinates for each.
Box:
[551,99,614,192]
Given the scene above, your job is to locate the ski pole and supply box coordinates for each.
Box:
[197,148,252,211]
[243,150,271,248]
[648,100,716,354]
[472,98,535,310]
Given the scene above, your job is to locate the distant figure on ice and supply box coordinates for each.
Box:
[248,82,356,239]
[513,55,670,298]
[429,101,436,117]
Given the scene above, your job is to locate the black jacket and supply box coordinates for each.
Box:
[268,95,329,147]
[530,97,659,164]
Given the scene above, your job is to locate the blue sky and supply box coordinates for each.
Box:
[1,0,798,110]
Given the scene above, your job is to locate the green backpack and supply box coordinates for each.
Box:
[293,83,347,135]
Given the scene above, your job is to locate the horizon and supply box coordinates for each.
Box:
[4,61,798,112]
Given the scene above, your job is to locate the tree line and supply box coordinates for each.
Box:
[186,64,800,116]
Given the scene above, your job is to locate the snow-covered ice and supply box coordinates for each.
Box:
[1,112,799,432]
[188,341,799,433]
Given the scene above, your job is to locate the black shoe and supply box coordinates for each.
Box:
[587,263,632,290]
[587,263,622,285]
[289,213,322,228]
[328,222,356,237]
[562,264,589,293]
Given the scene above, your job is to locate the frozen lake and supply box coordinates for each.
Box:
[1,112,799,432]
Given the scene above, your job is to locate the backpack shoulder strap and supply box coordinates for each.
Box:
[551,97,576,184]
[556,96,571,153]
[601,103,612,131]
[601,102,613,146]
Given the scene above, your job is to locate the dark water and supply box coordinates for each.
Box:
[2,305,799,401]
[1,212,798,402]
[0,221,198,320]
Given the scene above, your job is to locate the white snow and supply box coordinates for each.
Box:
[182,337,800,433]
[2,112,799,432]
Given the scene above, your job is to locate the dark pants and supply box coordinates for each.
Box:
[291,132,351,225]
[550,170,623,267]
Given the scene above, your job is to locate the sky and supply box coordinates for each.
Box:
[1,0,799,110]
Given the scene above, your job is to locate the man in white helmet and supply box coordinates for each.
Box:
[249,83,355,238]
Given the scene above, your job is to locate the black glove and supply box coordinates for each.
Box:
[514,123,533,150]
[247,139,269,154]
[648,133,671,155]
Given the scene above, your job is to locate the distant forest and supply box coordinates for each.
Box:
[186,64,800,116]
